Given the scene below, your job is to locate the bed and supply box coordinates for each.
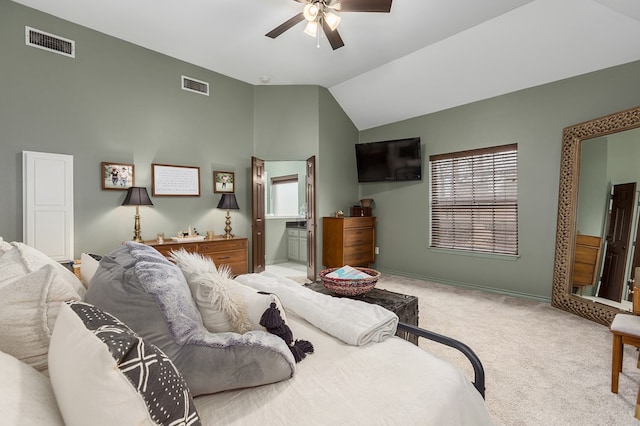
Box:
[0,238,494,425]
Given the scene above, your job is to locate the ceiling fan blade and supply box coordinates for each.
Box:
[322,20,344,50]
[337,0,392,13]
[265,13,305,39]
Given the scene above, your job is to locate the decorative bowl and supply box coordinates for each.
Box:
[319,267,380,296]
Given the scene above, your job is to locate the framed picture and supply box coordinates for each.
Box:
[152,163,201,196]
[214,171,234,193]
[102,162,134,190]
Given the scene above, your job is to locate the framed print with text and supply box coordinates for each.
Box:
[152,163,201,196]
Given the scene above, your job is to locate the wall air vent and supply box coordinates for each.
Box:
[25,26,75,58]
[182,75,209,96]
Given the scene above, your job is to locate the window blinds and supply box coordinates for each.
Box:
[430,144,518,255]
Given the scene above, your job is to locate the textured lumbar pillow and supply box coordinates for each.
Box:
[48,301,200,426]
[84,242,296,396]
[170,249,252,333]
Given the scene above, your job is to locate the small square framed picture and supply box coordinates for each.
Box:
[102,162,134,190]
[214,171,234,193]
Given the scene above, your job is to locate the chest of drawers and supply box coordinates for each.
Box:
[322,216,376,268]
[145,236,248,276]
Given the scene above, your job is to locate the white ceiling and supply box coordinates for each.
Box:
[13,0,640,130]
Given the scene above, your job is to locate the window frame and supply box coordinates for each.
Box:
[271,175,299,217]
[429,143,518,256]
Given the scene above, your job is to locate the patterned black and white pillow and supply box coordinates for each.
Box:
[49,301,201,426]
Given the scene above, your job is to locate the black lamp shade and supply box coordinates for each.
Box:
[122,187,153,206]
[217,193,239,210]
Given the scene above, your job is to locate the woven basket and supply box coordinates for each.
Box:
[319,267,380,296]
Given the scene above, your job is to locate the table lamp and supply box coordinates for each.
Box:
[217,193,239,239]
[122,187,153,242]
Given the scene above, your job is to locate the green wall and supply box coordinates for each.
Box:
[253,85,360,270]
[0,2,358,269]
[318,88,361,217]
[358,60,640,300]
[253,85,320,160]
[3,1,640,302]
[0,1,256,256]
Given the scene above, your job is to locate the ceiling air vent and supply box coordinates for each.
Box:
[25,26,75,58]
[182,75,209,96]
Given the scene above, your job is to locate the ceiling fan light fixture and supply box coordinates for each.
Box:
[303,3,319,21]
[324,11,341,31]
[303,20,318,37]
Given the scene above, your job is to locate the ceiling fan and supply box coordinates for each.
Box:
[265,0,393,50]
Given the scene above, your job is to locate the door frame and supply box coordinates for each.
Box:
[251,156,317,282]
[251,157,266,273]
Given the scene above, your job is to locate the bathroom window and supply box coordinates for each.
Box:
[271,175,299,216]
[430,144,518,255]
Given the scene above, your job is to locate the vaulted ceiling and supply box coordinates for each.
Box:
[13,0,640,130]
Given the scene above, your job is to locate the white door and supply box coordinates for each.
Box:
[23,151,74,261]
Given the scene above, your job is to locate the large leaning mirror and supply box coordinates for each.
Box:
[553,106,640,325]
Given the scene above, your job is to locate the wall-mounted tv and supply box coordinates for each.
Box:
[355,137,422,183]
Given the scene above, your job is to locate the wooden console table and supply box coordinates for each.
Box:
[304,281,419,345]
[145,236,248,276]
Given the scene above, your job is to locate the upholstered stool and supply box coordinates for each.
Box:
[610,313,640,419]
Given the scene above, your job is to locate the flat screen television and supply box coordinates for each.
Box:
[355,137,422,182]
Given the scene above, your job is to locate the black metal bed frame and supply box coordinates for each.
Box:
[397,322,486,399]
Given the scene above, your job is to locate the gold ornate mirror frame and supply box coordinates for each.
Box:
[553,106,640,325]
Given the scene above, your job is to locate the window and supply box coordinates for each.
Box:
[430,144,518,255]
[271,175,299,216]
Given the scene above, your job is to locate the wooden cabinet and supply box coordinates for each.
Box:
[145,236,248,276]
[287,229,300,261]
[572,234,602,295]
[287,228,308,263]
[299,232,308,263]
[322,216,376,268]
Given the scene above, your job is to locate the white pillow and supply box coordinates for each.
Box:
[0,264,81,371]
[235,283,289,331]
[48,301,200,426]
[80,253,100,288]
[170,249,288,333]
[0,350,64,425]
[170,249,252,333]
[0,241,85,298]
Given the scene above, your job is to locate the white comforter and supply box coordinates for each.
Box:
[194,310,494,425]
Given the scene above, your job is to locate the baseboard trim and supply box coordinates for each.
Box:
[376,267,552,304]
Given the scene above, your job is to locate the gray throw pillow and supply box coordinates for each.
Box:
[85,242,295,396]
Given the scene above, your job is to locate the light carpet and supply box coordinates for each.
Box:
[289,273,640,425]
